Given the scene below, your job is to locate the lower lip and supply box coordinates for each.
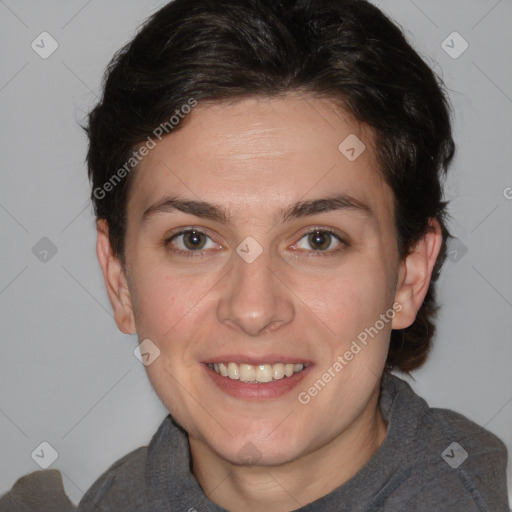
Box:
[203,364,313,400]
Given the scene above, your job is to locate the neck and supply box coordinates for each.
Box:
[189,387,387,512]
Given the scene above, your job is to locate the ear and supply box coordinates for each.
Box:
[96,219,136,334]
[392,218,443,330]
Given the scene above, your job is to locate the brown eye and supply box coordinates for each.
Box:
[168,229,218,254]
[291,229,345,255]
[182,230,207,250]
[307,230,333,251]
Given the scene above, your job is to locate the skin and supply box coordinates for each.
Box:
[97,94,442,511]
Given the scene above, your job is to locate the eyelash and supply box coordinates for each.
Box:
[165,227,348,258]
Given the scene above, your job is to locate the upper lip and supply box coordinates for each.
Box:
[204,354,312,366]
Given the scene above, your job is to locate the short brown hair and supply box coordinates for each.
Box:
[85,0,455,373]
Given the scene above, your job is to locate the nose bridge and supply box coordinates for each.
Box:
[216,244,294,335]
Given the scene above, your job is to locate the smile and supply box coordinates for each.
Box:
[207,362,306,383]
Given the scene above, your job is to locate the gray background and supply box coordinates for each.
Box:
[0,0,511,506]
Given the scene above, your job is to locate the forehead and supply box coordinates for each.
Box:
[128,94,394,226]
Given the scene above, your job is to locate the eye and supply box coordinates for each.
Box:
[291,229,345,254]
[166,229,220,256]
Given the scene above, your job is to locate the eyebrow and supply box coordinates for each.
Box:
[142,193,373,225]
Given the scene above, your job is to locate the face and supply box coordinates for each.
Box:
[103,94,420,467]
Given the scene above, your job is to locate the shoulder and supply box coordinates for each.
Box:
[417,409,508,510]
[0,469,77,512]
[383,375,509,511]
[418,403,509,482]
[423,405,508,456]
[78,414,182,511]
[78,446,149,512]
[384,374,507,463]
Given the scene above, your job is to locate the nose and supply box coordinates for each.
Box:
[216,248,294,336]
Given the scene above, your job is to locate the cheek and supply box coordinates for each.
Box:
[291,259,392,336]
[131,269,206,341]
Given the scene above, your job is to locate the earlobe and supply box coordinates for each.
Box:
[392,218,443,330]
[96,220,136,334]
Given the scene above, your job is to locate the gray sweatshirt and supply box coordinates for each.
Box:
[1,373,509,511]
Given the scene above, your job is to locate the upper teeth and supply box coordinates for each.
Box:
[209,362,305,383]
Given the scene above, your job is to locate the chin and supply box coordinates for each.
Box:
[209,427,308,467]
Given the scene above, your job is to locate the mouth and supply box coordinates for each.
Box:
[207,362,307,383]
[203,357,313,400]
